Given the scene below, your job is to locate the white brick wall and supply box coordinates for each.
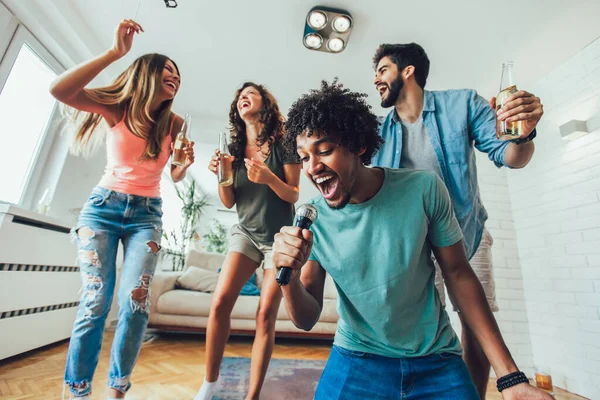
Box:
[446,36,600,399]
[505,37,600,399]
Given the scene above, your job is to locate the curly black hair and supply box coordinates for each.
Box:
[283,79,383,165]
[228,82,285,168]
[373,43,430,89]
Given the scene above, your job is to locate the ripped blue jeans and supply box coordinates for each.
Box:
[64,187,163,397]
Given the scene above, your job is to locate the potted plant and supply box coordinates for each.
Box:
[203,219,228,254]
[162,179,209,270]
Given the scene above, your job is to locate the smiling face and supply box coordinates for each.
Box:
[157,59,180,101]
[237,85,264,120]
[374,56,403,108]
[296,131,363,210]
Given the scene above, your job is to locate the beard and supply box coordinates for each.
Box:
[380,76,403,108]
[325,191,352,210]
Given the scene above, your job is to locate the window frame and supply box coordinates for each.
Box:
[0,23,66,209]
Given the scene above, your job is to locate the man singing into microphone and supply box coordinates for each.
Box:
[273,80,551,399]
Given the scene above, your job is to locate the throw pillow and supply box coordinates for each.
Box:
[176,266,219,292]
[241,271,261,296]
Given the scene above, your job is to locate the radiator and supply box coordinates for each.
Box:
[0,205,80,360]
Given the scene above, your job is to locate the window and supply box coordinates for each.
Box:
[0,25,63,206]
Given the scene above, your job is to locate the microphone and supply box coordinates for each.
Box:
[276,203,318,286]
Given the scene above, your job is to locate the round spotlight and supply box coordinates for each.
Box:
[327,37,345,53]
[332,16,351,33]
[307,11,327,30]
[304,33,323,49]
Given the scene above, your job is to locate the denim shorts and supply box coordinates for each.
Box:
[315,345,478,399]
[228,224,274,269]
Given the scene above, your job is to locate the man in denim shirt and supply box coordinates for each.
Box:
[371,43,543,398]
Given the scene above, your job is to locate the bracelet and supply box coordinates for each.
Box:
[509,128,537,144]
[496,371,529,392]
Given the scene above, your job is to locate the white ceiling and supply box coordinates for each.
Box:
[13,0,600,140]
[4,0,600,200]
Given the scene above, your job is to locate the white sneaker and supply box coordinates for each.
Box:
[194,377,220,400]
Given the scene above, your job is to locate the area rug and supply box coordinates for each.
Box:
[213,357,326,399]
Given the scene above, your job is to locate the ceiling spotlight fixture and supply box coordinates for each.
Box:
[302,6,353,54]
[332,16,351,33]
[327,38,345,52]
[307,11,327,30]
[304,33,323,49]
[163,0,177,8]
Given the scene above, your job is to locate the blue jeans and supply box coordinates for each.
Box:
[64,187,163,397]
[315,345,479,399]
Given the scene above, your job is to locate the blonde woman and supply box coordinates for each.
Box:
[50,20,194,399]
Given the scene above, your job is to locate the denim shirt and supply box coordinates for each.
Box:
[372,89,510,259]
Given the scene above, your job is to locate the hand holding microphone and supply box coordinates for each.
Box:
[274,204,318,286]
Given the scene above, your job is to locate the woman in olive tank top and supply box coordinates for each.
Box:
[198,83,301,400]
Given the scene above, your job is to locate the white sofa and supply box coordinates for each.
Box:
[149,250,338,338]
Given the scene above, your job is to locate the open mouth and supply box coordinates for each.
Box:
[239,100,251,111]
[313,174,339,200]
[377,84,388,96]
[164,80,177,91]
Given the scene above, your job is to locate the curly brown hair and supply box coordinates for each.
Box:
[284,79,382,165]
[228,82,285,167]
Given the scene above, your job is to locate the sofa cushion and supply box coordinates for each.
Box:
[184,250,226,273]
[157,290,213,316]
[156,290,339,324]
[175,266,219,292]
[157,290,262,320]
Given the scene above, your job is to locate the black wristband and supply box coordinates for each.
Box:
[496,371,529,392]
[509,128,537,144]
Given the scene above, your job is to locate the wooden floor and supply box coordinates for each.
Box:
[0,331,587,399]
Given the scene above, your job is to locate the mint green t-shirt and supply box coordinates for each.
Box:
[308,168,463,358]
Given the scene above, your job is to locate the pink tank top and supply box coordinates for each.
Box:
[98,115,175,197]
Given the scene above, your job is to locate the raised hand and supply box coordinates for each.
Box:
[181,141,195,168]
[208,149,220,175]
[110,19,143,59]
[171,142,196,169]
[245,157,274,185]
[272,226,314,281]
[208,149,235,176]
[490,90,543,138]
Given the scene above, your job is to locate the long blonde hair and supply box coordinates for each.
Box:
[69,53,180,160]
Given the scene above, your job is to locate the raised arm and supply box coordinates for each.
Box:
[492,91,542,168]
[271,162,301,204]
[469,90,541,169]
[49,19,143,125]
[273,226,326,331]
[245,159,301,204]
